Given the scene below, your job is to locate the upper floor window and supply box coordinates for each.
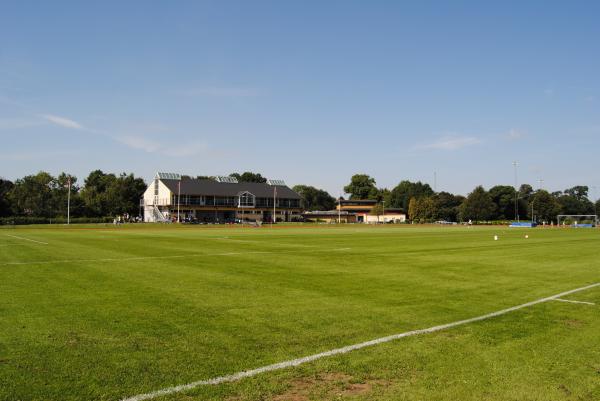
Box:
[238,191,255,208]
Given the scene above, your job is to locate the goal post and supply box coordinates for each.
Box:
[557,215,598,228]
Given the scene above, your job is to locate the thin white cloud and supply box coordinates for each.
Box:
[42,114,83,129]
[416,135,482,151]
[117,135,207,157]
[505,129,525,141]
[0,118,43,130]
[163,142,207,157]
[116,136,161,153]
[179,86,260,98]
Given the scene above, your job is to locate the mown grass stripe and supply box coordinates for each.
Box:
[121,282,600,401]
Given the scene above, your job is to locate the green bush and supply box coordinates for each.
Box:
[0,216,114,225]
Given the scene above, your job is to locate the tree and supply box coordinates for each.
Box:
[229,172,267,183]
[555,186,594,215]
[51,173,83,218]
[529,190,561,223]
[389,180,434,211]
[81,170,117,216]
[292,185,336,211]
[8,172,57,217]
[459,186,496,222]
[80,170,146,217]
[376,188,391,204]
[370,203,384,219]
[0,178,14,217]
[343,174,378,200]
[564,185,589,201]
[432,192,464,222]
[106,173,147,216]
[408,197,419,222]
[488,185,516,220]
[407,196,437,223]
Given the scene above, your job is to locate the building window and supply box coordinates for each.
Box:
[238,191,255,208]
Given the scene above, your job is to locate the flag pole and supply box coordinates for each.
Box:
[338,193,341,224]
[67,177,71,225]
[177,180,181,223]
[272,186,276,228]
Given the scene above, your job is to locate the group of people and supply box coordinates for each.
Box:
[113,213,143,224]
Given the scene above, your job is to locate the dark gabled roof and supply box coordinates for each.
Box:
[339,199,378,204]
[160,178,301,199]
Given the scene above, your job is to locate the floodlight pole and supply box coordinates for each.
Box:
[67,177,71,225]
[592,186,598,223]
[272,186,276,228]
[513,161,519,222]
[177,180,181,223]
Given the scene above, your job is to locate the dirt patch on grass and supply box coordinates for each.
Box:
[267,372,387,401]
[563,319,585,328]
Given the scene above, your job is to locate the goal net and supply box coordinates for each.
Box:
[557,215,598,228]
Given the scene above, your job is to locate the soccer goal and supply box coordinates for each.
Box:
[557,215,598,228]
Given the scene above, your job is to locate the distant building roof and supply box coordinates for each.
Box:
[339,199,378,204]
[303,210,353,216]
[159,177,301,199]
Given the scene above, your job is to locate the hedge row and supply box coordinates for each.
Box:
[0,216,115,225]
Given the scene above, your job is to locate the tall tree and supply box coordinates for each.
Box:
[52,173,82,218]
[292,185,336,211]
[489,185,516,220]
[433,192,464,222]
[529,190,561,223]
[229,172,267,183]
[343,174,378,199]
[555,186,594,215]
[389,180,434,211]
[564,185,589,201]
[106,173,147,215]
[81,170,146,217]
[0,178,14,217]
[8,172,57,217]
[81,170,117,216]
[408,197,419,222]
[459,186,496,222]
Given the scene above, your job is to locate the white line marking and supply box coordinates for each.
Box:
[121,282,600,401]
[5,234,48,245]
[553,298,595,305]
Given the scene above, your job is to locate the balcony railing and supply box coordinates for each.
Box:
[143,197,300,208]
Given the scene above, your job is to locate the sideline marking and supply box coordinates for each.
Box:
[553,298,595,306]
[5,234,48,245]
[121,282,600,401]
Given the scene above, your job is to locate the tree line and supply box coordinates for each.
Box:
[0,170,146,222]
[0,170,597,224]
[340,174,599,223]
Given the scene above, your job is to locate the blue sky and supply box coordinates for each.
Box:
[1,1,599,196]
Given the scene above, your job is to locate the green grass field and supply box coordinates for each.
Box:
[1,224,599,401]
